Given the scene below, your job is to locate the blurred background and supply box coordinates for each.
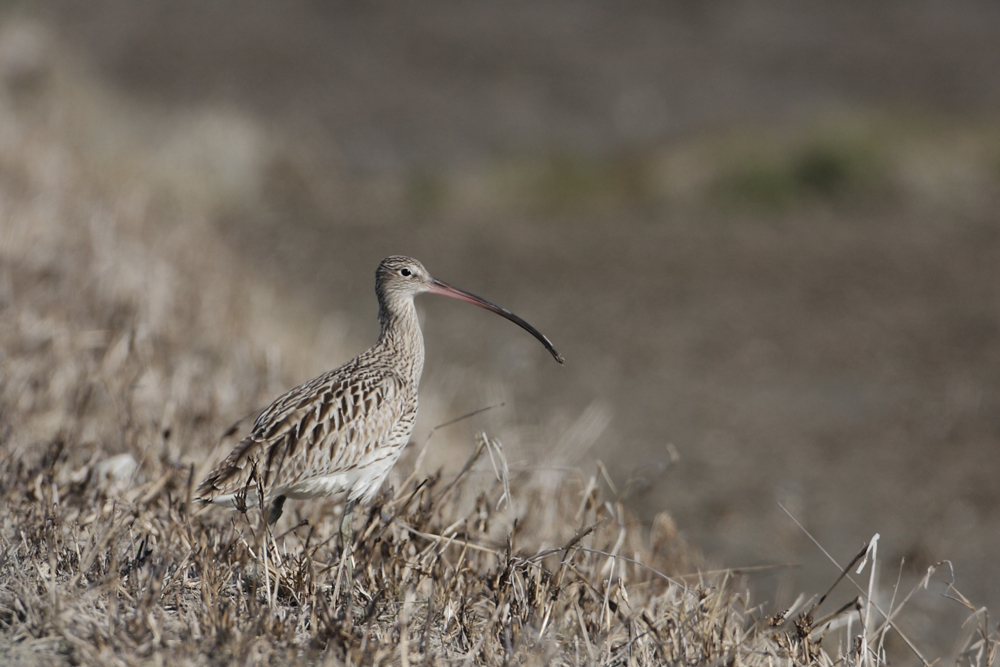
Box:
[6,0,1000,654]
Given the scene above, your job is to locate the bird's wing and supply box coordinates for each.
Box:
[196,367,411,504]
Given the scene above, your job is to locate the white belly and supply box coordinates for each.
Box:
[280,447,400,504]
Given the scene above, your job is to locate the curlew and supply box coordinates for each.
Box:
[197,256,562,545]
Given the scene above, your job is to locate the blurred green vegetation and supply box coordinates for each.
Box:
[712,124,889,210]
[393,119,919,217]
[278,115,1000,221]
[489,150,657,214]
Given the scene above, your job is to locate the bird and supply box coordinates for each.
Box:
[197,256,563,546]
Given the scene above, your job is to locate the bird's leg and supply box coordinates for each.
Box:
[249,494,287,605]
[339,498,357,546]
[338,498,357,593]
[267,495,286,526]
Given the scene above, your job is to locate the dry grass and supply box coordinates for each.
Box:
[0,17,998,667]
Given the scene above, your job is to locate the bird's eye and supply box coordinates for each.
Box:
[400,268,412,277]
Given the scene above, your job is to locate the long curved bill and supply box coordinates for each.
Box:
[428,278,564,364]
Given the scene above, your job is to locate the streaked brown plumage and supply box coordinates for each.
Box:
[197,256,562,525]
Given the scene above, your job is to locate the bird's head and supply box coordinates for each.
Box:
[376,256,435,299]
[375,255,564,364]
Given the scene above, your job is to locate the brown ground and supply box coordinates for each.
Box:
[12,0,1000,656]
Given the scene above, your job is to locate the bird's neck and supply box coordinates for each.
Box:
[376,297,425,387]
